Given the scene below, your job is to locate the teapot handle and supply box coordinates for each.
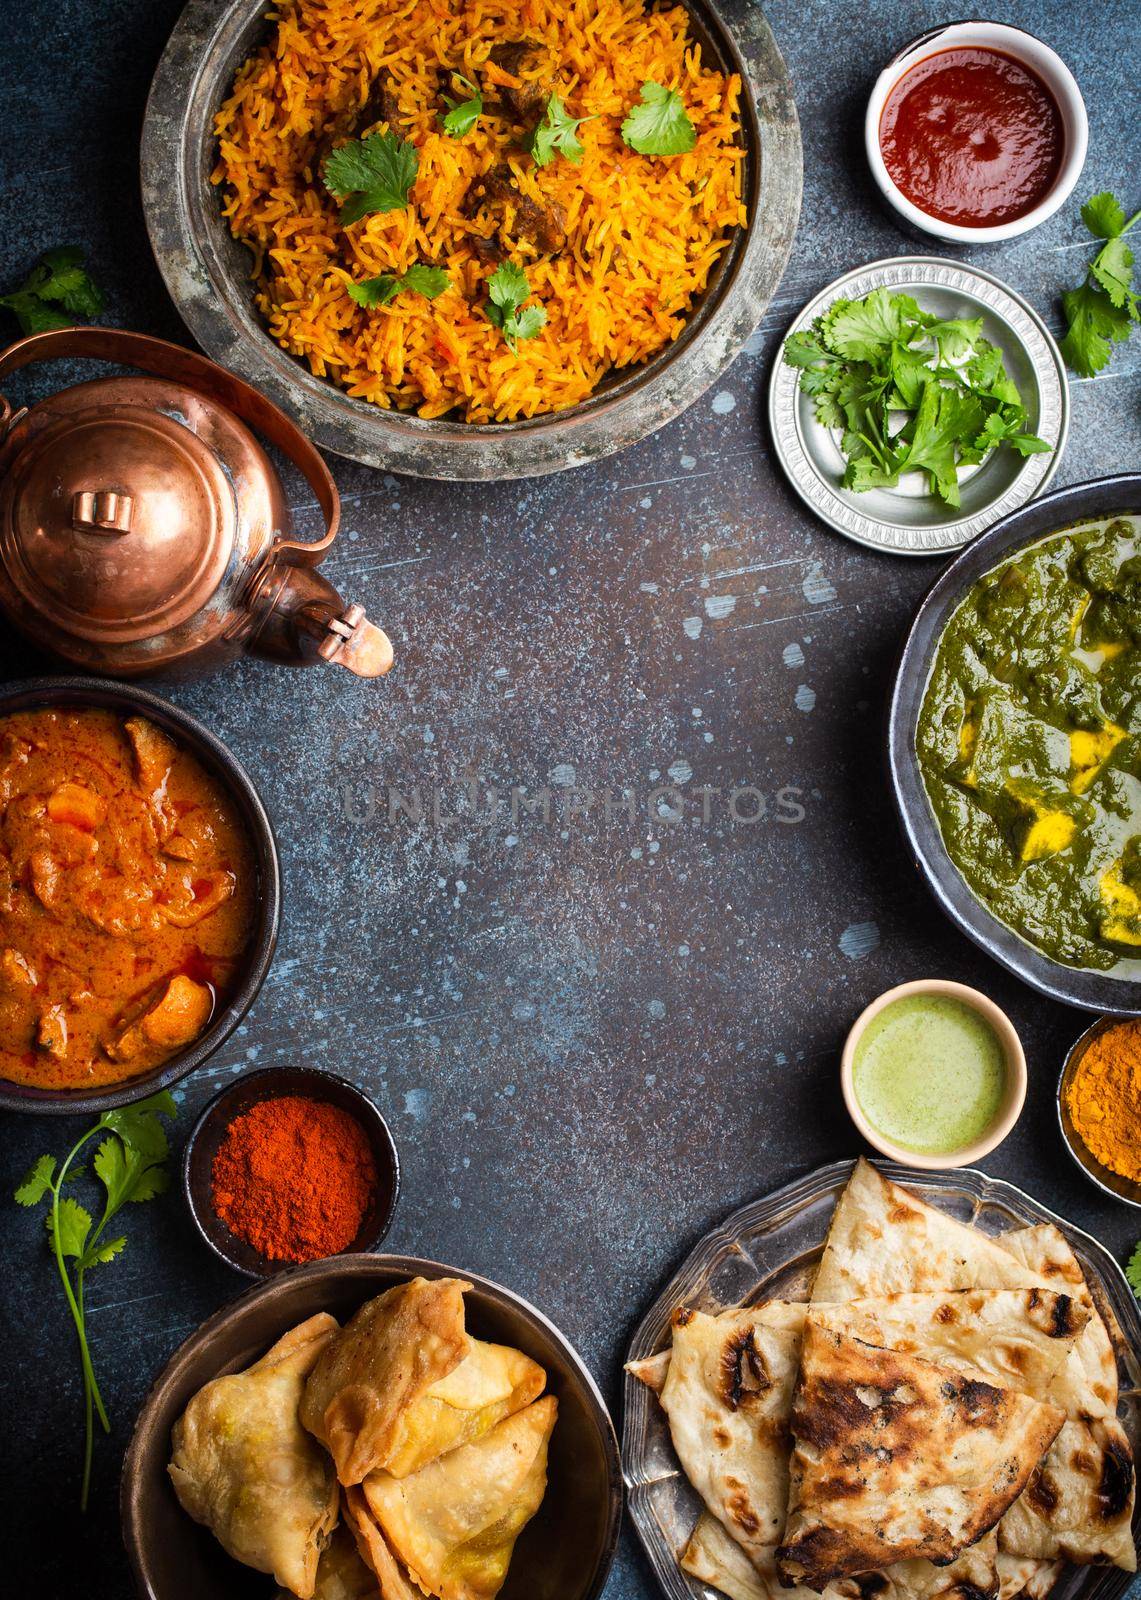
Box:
[0,326,339,564]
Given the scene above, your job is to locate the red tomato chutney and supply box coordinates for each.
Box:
[880,47,1064,227]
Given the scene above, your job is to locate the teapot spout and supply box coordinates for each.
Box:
[252,564,394,678]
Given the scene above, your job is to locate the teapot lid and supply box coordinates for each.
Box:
[2,391,235,645]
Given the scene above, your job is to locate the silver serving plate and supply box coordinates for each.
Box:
[623,1159,1141,1600]
[768,258,1068,555]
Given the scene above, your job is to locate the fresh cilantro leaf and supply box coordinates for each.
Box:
[824,290,914,362]
[896,380,985,507]
[529,94,589,168]
[1060,280,1131,377]
[77,1236,126,1271]
[0,246,103,335]
[1059,192,1139,377]
[47,1197,92,1259]
[349,264,450,307]
[621,82,696,157]
[782,330,836,369]
[441,75,483,138]
[484,262,547,351]
[1082,192,1129,240]
[1090,236,1137,310]
[925,316,984,364]
[324,131,418,225]
[16,1096,175,1510]
[15,1154,57,1206]
[1128,1242,1141,1299]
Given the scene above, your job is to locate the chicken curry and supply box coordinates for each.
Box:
[918,514,1140,972]
[0,706,256,1090]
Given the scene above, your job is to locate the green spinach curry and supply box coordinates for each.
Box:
[918,514,1140,971]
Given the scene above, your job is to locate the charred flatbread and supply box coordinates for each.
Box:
[776,1322,1064,1590]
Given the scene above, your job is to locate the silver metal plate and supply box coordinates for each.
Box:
[623,1159,1141,1600]
[767,258,1069,555]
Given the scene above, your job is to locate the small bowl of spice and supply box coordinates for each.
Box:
[841,978,1027,1169]
[1059,1017,1141,1208]
[183,1066,400,1276]
[865,22,1087,245]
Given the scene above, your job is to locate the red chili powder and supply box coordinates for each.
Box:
[211,1094,378,1262]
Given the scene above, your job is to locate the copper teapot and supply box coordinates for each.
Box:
[0,328,393,678]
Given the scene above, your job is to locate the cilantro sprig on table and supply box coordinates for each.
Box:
[528,93,591,168]
[783,289,1050,509]
[621,82,696,157]
[1059,191,1139,377]
[348,263,450,308]
[440,75,483,138]
[1127,1243,1141,1301]
[484,262,546,351]
[0,246,103,335]
[323,130,418,225]
[15,1092,176,1509]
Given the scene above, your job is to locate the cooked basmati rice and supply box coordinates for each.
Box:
[214,0,746,422]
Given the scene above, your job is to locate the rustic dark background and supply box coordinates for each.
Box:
[1,1,1139,1596]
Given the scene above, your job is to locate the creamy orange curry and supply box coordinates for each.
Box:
[0,707,256,1090]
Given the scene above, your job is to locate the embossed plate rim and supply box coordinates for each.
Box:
[623,1157,1141,1600]
[767,258,1069,556]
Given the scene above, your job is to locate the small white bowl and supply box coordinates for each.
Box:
[841,979,1028,1169]
[865,22,1088,246]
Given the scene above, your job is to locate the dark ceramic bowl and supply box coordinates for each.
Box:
[888,474,1141,1016]
[121,1255,623,1600]
[140,0,802,478]
[0,677,280,1114]
[1057,1017,1141,1208]
[183,1065,401,1276]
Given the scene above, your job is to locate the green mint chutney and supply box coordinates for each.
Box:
[852,994,1006,1154]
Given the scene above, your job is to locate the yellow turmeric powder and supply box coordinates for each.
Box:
[1066,1020,1141,1183]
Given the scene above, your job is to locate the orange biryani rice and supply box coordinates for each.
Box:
[213,0,747,422]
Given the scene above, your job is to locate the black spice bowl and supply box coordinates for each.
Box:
[182,1065,400,1276]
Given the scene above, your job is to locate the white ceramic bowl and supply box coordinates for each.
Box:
[864,22,1087,246]
[840,978,1028,1169]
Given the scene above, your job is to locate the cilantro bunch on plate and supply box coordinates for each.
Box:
[783,289,1050,509]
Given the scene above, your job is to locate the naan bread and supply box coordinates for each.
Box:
[776,1322,1064,1589]
[994,1553,1061,1600]
[653,1305,803,1561]
[301,1278,541,1486]
[169,1313,340,1600]
[359,1395,557,1600]
[811,1163,1137,1573]
[811,1161,1053,1303]
[681,1514,999,1600]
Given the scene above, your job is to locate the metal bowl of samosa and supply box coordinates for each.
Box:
[121,1254,622,1600]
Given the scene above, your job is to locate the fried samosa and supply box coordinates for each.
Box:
[301,1277,545,1485]
[343,1486,423,1600]
[776,1322,1064,1590]
[276,1520,382,1600]
[359,1395,557,1600]
[169,1313,340,1600]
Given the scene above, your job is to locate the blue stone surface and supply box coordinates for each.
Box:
[1,1,1140,1595]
